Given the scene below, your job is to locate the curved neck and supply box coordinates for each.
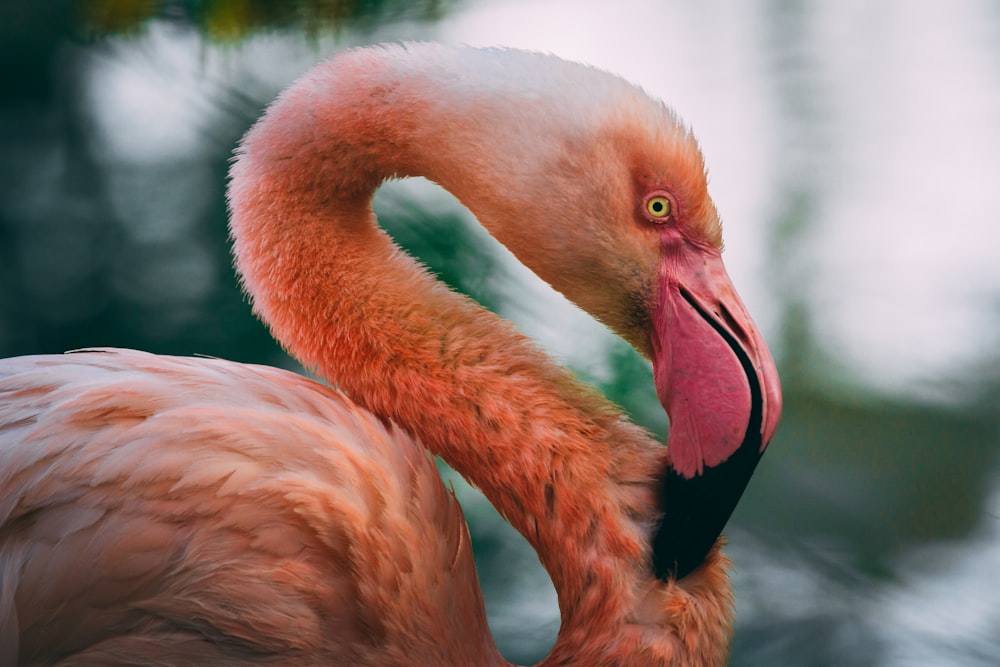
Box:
[229,49,723,662]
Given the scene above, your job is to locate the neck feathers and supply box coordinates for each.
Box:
[228,43,729,662]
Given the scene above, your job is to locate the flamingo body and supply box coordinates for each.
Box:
[0,349,491,665]
[0,43,781,665]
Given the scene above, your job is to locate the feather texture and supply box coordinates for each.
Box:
[0,349,495,666]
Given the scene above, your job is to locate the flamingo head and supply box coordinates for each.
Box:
[590,120,782,581]
[588,114,783,581]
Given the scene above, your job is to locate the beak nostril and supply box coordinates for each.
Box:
[718,302,751,348]
[677,288,750,348]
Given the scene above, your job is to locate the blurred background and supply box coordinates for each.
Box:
[1,1,998,664]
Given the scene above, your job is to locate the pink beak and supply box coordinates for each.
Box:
[652,246,782,478]
[649,242,782,579]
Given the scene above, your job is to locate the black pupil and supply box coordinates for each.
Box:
[652,201,664,213]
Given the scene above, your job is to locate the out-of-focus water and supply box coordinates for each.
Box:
[0,1,997,665]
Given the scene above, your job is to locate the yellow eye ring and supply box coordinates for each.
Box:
[643,192,675,222]
[647,197,671,217]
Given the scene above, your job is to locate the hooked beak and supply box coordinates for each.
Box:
[649,243,782,580]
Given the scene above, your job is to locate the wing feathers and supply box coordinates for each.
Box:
[0,349,491,664]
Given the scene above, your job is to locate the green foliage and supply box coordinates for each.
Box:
[76,0,451,40]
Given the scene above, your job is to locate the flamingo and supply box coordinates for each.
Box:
[0,43,781,666]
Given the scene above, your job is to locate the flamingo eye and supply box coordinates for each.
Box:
[643,193,674,222]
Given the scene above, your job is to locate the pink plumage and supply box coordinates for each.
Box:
[1,350,489,664]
